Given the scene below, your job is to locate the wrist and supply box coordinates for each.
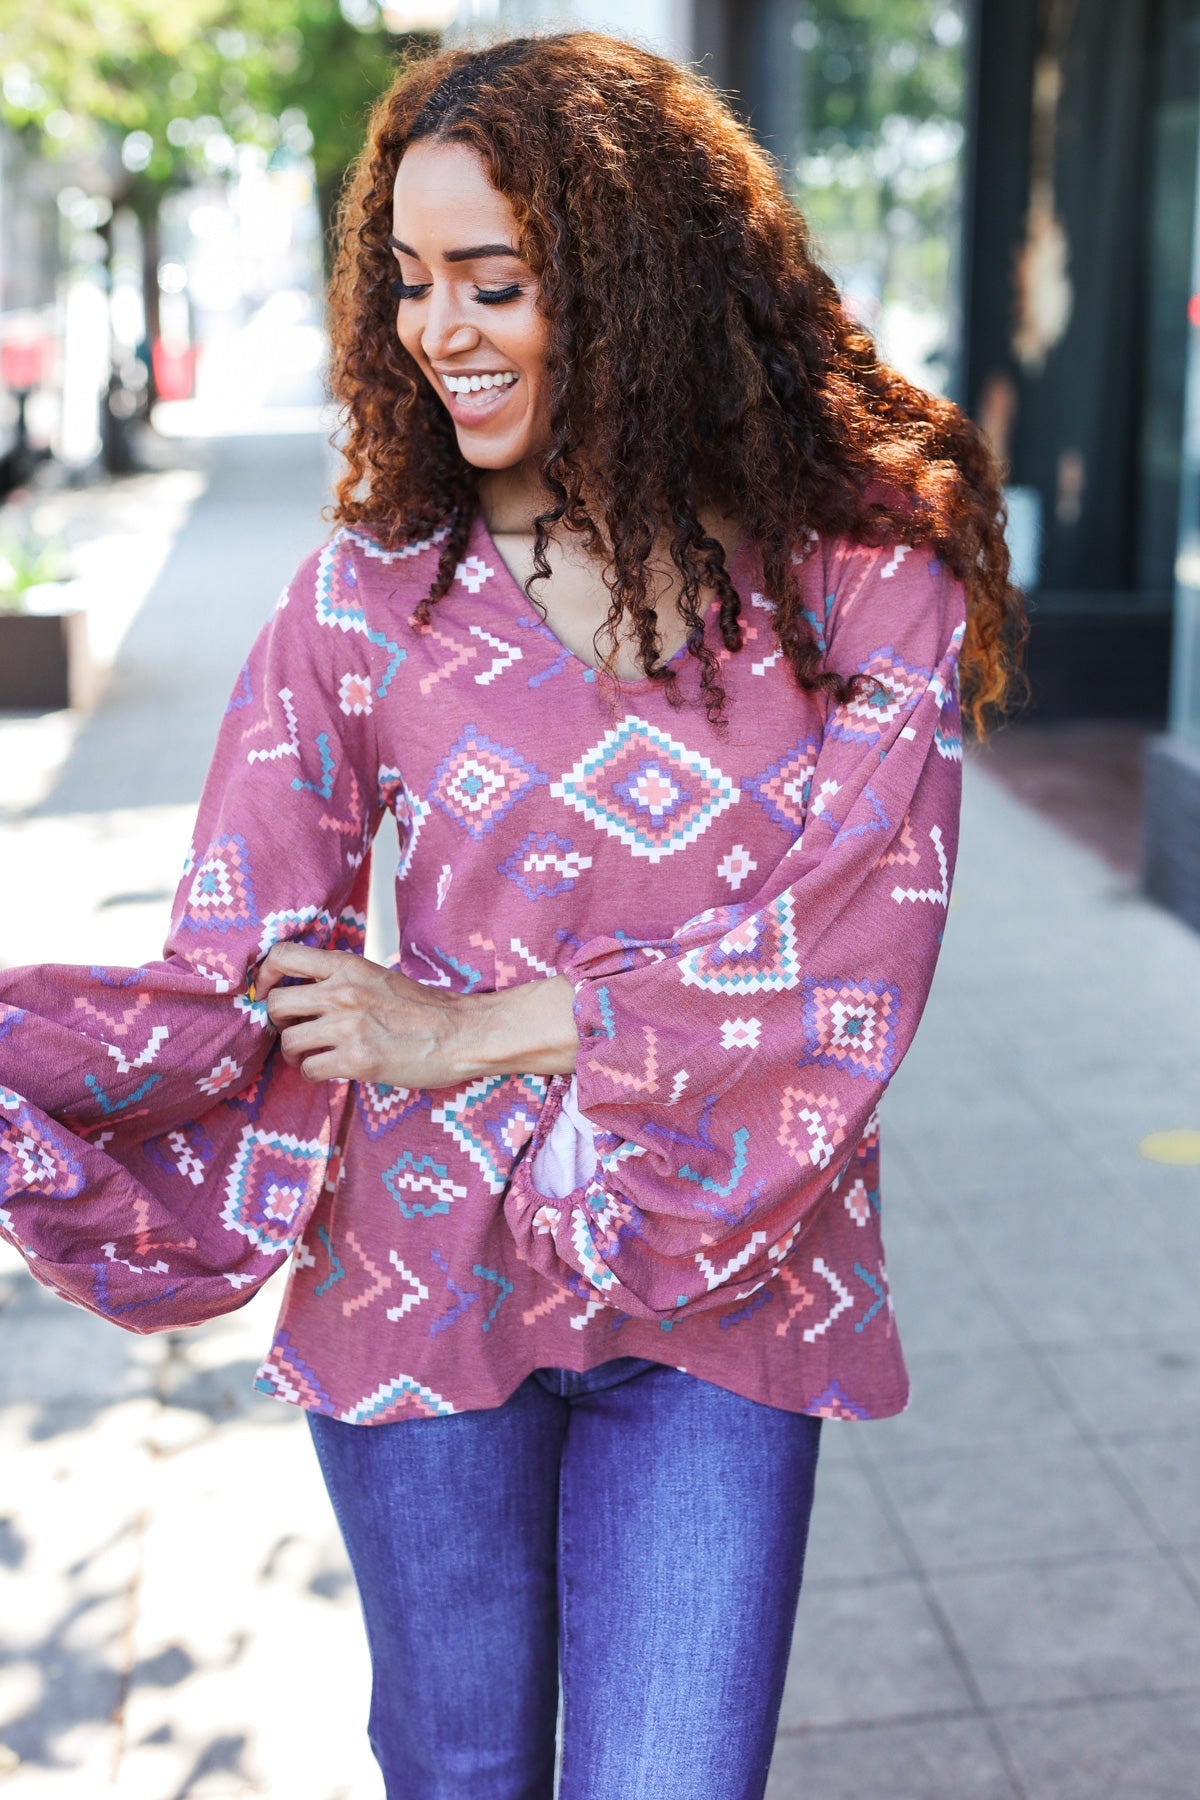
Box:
[465,977,579,1081]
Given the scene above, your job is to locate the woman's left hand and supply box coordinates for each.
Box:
[255,943,578,1087]
[256,943,474,1088]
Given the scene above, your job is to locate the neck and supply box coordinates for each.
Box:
[477,463,742,568]
[476,459,554,535]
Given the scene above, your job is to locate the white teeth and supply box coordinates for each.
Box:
[441,372,518,396]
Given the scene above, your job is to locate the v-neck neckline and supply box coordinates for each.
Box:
[473,510,757,693]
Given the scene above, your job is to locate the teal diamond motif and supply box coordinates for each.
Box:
[551,715,738,863]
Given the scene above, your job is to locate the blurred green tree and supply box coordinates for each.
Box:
[0,0,419,431]
[790,0,968,391]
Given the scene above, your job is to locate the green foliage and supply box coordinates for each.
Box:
[243,0,409,188]
[0,0,410,200]
[791,1,968,389]
[795,0,964,147]
[0,526,65,611]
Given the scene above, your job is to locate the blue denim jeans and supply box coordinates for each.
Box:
[307,1357,822,1800]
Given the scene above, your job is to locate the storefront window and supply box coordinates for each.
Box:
[789,1,968,398]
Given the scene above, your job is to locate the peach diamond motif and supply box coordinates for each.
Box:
[829,648,928,744]
[179,833,258,935]
[430,726,548,839]
[552,716,738,863]
[221,1126,326,1252]
[338,671,373,716]
[803,977,901,1080]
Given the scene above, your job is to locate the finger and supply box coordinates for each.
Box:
[259,943,341,986]
[256,942,345,999]
[297,1048,356,1083]
[278,1019,343,1066]
[266,984,328,1025]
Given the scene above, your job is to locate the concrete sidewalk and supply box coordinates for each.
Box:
[1,431,1198,1798]
[768,744,1200,1798]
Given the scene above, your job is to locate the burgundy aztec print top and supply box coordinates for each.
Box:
[0,515,965,1425]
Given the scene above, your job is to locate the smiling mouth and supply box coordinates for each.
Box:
[440,372,519,397]
[438,371,521,426]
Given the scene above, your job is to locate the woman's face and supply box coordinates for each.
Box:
[391,138,552,472]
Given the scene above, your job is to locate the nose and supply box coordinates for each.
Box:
[419,284,480,363]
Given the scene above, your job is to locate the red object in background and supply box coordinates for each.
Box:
[1188,293,1200,329]
[152,339,198,401]
[0,336,50,392]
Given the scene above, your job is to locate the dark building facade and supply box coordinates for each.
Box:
[961,0,1186,723]
[714,0,1200,926]
[961,0,1200,923]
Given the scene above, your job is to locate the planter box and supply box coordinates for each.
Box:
[0,610,91,710]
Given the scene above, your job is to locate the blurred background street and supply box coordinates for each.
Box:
[1,1,1199,1797]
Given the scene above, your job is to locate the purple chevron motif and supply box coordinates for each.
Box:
[743,738,820,833]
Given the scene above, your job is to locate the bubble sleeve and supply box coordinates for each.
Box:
[504,545,966,1322]
[0,544,383,1329]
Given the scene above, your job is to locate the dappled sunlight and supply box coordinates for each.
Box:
[0,1264,380,1796]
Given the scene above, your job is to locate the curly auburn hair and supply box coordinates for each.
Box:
[328,29,1024,732]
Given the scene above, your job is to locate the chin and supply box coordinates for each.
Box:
[458,434,533,469]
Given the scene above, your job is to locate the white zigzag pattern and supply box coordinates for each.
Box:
[246,687,300,764]
[509,937,558,979]
[165,1129,205,1186]
[104,1025,169,1075]
[408,945,452,986]
[750,591,783,675]
[696,1230,768,1291]
[802,1257,853,1342]
[386,1250,429,1321]
[101,1241,169,1276]
[667,1070,690,1104]
[890,824,949,907]
[470,623,522,683]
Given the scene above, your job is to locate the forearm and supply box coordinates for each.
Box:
[455,975,579,1082]
[259,943,579,1088]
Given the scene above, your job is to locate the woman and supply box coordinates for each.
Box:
[0,30,1021,1800]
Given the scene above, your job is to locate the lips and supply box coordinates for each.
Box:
[439,373,520,425]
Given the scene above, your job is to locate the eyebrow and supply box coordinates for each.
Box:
[388,235,521,264]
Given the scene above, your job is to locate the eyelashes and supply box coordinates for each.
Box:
[389,278,523,306]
